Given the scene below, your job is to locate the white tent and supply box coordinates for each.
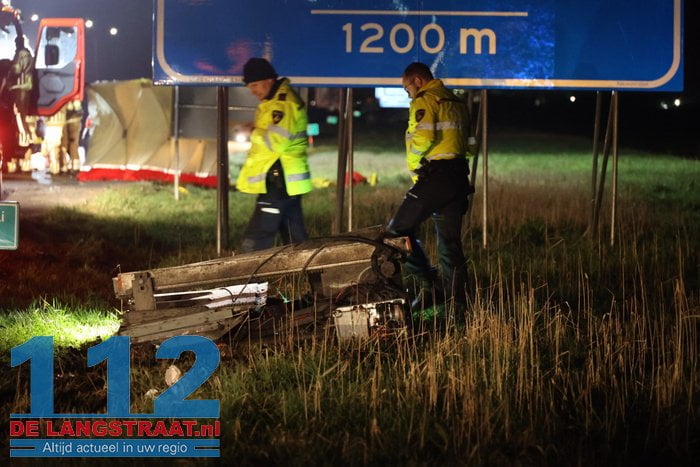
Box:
[79,79,219,187]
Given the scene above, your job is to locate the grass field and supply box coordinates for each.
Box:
[1,131,698,464]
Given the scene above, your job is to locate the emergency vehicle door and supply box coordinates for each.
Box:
[34,18,84,116]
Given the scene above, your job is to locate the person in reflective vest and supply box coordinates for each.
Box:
[387,62,474,318]
[236,58,312,252]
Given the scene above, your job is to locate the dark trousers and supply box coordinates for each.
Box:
[240,194,308,252]
[62,119,81,168]
[388,158,471,303]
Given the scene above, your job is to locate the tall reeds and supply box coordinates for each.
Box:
[3,149,698,463]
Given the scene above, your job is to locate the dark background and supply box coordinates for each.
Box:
[14,0,699,156]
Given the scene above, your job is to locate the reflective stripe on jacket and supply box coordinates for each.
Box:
[405,79,470,181]
[236,78,312,195]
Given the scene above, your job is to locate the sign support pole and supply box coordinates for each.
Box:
[172,85,181,201]
[592,92,616,237]
[481,90,489,249]
[588,91,603,233]
[334,88,348,234]
[346,88,354,232]
[467,91,482,219]
[610,91,619,247]
[216,86,229,255]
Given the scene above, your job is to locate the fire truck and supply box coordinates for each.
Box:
[0,1,84,172]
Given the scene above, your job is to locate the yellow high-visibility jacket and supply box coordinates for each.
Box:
[236,78,312,195]
[405,79,470,181]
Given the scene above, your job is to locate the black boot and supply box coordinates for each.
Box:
[444,298,468,325]
[410,288,429,311]
[411,282,444,313]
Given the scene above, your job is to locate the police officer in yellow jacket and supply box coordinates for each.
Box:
[237,58,312,252]
[387,62,473,315]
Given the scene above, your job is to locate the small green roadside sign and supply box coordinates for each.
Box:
[0,201,19,250]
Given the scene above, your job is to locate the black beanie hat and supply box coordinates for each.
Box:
[242,58,278,84]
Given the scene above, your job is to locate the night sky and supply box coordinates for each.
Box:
[16,0,152,83]
[12,0,699,155]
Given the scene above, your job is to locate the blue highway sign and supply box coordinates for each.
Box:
[154,0,682,91]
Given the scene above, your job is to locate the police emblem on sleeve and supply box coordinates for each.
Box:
[415,109,425,122]
[272,110,284,124]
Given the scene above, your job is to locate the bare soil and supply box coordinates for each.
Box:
[0,172,129,310]
[1,172,120,216]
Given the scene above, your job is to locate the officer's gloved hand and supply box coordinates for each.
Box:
[383,215,408,239]
[383,225,403,239]
[414,159,432,179]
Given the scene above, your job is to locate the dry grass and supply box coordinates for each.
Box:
[1,139,699,464]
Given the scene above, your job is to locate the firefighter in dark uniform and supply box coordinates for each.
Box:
[387,62,474,314]
[0,58,18,172]
[62,98,83,172]
[236,58,312,252]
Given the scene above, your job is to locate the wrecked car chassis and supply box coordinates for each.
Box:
[113,233,410,345]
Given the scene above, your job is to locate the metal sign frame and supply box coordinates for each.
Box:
[154,0,683,91]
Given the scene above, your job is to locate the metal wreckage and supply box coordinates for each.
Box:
[112,227,417,345]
